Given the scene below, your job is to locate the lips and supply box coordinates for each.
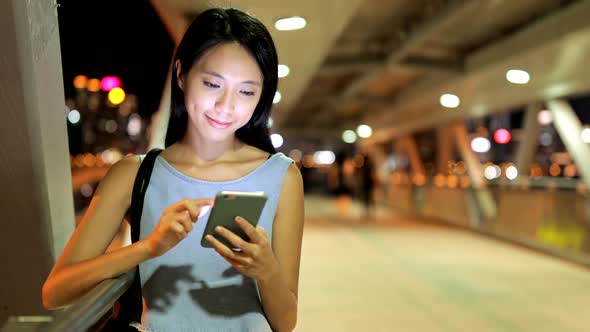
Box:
[205,115,232,129]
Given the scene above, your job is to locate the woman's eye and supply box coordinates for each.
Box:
[240,90,255,96]
[203,81,220,88]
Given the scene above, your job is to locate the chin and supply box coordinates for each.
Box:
[201,127,236,142]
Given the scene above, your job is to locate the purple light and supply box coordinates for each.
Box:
[101,76,120,92]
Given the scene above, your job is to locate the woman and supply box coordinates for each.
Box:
[42,8,304,332]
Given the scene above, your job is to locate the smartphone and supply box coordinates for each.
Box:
[200,191,268,249]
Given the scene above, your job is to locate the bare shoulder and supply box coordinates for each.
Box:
[277,162,304,212]
[94,154,142,205]
[101,154,142,182]
[108,154,142,175]
[283,162,303,190]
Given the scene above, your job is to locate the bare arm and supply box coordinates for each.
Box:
[42,156,145,309]
[258,163,304,331]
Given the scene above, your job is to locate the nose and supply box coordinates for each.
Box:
[214,89,234,115]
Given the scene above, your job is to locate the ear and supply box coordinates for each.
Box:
[175,59,184,91]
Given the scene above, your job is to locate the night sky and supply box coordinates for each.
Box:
[57,0,174,117]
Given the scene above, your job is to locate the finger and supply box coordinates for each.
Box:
[214,226,255,254]
[215,247,247,268]
[235,216,262,244]
[174,212,193,233]
[193,198,215,207]
[167,198,199,220]
[257,226,269,238]
[170,198,214,221]
[205,234,250,264]
[169,220,187,238]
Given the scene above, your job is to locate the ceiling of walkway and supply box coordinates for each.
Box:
[151,0,590,143]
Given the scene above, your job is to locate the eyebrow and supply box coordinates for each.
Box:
[204,71,262,87]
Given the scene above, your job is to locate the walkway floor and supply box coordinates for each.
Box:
[296,195,590,332]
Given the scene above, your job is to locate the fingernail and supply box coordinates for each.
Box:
[215,226,222,232]
[235,216,243,222]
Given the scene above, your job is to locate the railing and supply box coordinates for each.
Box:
[386,174,590,268]
[1,271,135,332]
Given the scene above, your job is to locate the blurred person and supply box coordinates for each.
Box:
[42,8,303,332]
[329,151,354,219]
[358,153,377,220]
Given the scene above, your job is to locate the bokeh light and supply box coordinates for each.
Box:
[270,133,284,148]
[440,94,460,108]
[67,110,81,124]
[342,130,357,143]
[493,129,511,144]
[356,125,372,138]
[108,87,126,105]
[273,91,282,104]
[275,17,307,31]
[100,76,121,92]
[288,149,303,162]
[505,165,518,180]
[87,78,101,92]
[73,75,88,89]
[506,69,530,84]
[127,114,142,136]
[537,110,552,125]
[313,151,335,165]
[471,137,491,153]
[278,64,290,78]
[484,165,500,180]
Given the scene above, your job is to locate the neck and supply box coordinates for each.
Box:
[179,129,242,162]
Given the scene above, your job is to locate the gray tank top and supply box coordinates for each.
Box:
[132,152,293,332]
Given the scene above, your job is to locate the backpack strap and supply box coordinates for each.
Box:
[116,148,163,325]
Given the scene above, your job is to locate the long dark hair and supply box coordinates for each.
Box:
[165,8,278,154]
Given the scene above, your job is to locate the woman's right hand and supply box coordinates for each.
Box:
[143,198,214,257]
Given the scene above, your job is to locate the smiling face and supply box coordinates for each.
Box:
[178,42,264,144]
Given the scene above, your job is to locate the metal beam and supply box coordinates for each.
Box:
[547,99,590,188]
[452,121,497,221]
[365,0,590,144]
[319,60,381,76]
[385,0,477,65]
[515,102,543,176]
[147,1,190,149]
[401,56,464,73]
[401,136,425,176]
[337,0,476,100]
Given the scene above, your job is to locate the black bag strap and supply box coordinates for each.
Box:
[116,147,162,324]
[129,148,163,242]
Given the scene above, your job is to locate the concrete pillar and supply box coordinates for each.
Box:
[0,0,75,323]
[547,99,590,188]
[515,103,542,176]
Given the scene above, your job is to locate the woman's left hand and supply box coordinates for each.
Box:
[205,216,279,282]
